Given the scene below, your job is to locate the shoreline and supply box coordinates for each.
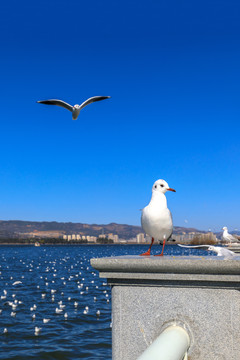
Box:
[0,242,178,246]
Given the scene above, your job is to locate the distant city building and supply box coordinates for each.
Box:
[118,239,127,243]
[172,234,185,242]
[99,234,107,239]
[172,232,203,243]
[107,233,119,242]
[67,235,71,241]
[76,234,81,240]
[20,230,63,238]
[87,236,97,243]
[63,235,67,240]
[136,233,145,243]
[71,234,76,240]
[128,237,137,243]
[112,234,119,243]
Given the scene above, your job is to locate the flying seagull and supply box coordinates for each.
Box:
[140,179,176,256]
[178,244,236,259]
[222,226,240,244]
[37,96,110,120]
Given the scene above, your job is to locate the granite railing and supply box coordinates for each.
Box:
[228,244,240,253]
[91,255,240,360]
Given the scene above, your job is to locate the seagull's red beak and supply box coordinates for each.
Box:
[167,188,176,192]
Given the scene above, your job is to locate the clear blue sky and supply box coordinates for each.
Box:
[0,0,240,231]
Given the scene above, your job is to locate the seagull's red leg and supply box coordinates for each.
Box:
[140,237,154,256]
[154,239,166,256]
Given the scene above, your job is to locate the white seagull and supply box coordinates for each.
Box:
[12,281,22,286]
[178,244,236,259]
[222,227,240,244]
[140,179,176,256]
[37,96,111,120]
[43,318,50,323]
[34,327,41,336]
[55,308,63,314]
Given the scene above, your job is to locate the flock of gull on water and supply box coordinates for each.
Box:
[0,249,110,337]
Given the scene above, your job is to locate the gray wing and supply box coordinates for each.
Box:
[228,234,239,241]
[221,248,236,258]
[37,99,73,112]
[178,244,209,249]
[79,96,110,110]
[224,233,237,242]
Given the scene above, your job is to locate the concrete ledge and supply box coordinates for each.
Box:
[228,245,240,253]
[91,255,240,288]
[91,255,240,274]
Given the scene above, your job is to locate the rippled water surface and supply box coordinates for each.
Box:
[0,244,216,359]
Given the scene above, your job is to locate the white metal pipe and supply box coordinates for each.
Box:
[137,325,190,360]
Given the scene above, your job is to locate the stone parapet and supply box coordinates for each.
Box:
[91,256,240,360]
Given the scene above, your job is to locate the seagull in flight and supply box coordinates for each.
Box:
[37,96,110,120]
[178,244,236,259]
[222,226,240,244]
[140,179,176,256]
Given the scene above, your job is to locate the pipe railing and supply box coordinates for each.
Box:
[137,325,190,360]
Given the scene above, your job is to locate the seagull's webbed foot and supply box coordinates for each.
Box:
[139,237,154,256]
[140,250,151,256]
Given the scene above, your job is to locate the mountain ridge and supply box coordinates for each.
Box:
[0,219,205,239]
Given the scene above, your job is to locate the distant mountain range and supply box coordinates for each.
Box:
[0,220,205,239]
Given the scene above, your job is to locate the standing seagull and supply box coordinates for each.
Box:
[222,227,240,244]
[140,179,176,256]
[37,96,110,120]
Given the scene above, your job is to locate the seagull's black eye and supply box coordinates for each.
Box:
[154,185,157,189]
[160,184,164,187]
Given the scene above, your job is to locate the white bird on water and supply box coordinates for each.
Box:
[222,227,240,244]
[34,327,41,336]
[43,318,50,324]
[178,244,236,259]
[140,179,176,256]
[37,96,110,120]
[55,308,63,314]
[12,281,22,286]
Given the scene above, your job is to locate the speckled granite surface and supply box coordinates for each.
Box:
[91,256,240,360]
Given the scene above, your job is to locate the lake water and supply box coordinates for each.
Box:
[0,244,215,359]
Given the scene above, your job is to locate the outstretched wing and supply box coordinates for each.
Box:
[79,96,110,110]
[178,244,209,249]
[37,99,73,112]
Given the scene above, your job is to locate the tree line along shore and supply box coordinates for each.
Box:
[0,232,222,246]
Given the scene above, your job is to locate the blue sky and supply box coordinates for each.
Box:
[0,0,240,231]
